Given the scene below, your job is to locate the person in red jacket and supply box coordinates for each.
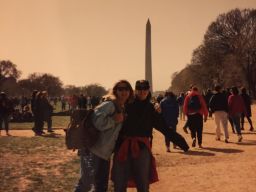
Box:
[228,86,246,142]
[183,86,208,148]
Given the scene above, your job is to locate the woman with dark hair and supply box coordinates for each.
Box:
[240,87,254,131]
[228,86,246,142]
[75,80,133,192]
[112,80,188,192]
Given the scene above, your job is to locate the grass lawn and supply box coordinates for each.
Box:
[0,135,80,192]
[10,116,70,130]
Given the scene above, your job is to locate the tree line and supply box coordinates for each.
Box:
[0,60,107,97]
[170,8,256,98]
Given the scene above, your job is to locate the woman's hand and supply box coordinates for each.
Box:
[154,103,161,113]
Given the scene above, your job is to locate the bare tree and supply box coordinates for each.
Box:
[0,60,21,88]
[171,8,256,97]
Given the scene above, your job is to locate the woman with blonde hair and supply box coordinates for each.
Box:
[75,80,133,192]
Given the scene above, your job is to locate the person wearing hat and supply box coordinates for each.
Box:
[112,80,189,192]
[0,92,13,136]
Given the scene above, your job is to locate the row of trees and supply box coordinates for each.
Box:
[170,8,256,98]
[0,60,107,97]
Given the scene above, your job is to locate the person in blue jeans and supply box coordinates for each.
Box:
[74,80,133,192]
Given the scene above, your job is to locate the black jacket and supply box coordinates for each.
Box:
[241,93,252,116]
[116,98,189,152]
[209,92,228,113]
[119,98,165,137]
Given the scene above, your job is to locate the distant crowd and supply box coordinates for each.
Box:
[0,91,101,136]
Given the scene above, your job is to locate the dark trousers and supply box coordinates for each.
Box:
[75,149,110,192]
[33,115,44,133]
[165,126,177,148]
[188,113,203,145]
[241,113,253,129]
[231,114,242,135]
[0,115,9,132]
[45,117,52,131]
[112,146,151,192]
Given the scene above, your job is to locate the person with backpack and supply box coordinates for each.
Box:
[209,85,229,143]
[74,80,133,192]
[112,80,189,192]
[183,86,208,148]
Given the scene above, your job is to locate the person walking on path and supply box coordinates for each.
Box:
[204,89,213,118]
[183,86,208,148]
[74,80,133,192]
[177,92,185,121]
[160,91,179,152]
[240,87,254,131]
[209,85,229,143]
[228,86,246,142]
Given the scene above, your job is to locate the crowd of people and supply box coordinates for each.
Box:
[0,91,102,136]
[0,80,255,192]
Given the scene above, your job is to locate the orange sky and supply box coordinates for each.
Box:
[0,0,256,91]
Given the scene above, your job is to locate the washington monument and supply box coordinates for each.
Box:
[145,19,153,92]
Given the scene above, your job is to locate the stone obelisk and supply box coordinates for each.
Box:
[145,19,153,92]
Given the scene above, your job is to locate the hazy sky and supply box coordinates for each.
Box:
[0,0,256,91]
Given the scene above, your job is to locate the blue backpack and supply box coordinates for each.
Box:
[188,95,201,111]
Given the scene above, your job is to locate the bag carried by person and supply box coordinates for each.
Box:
[188,95,201,111]
[64,109,99,150]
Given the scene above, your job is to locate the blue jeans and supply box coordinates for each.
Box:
[75,149,110,192]
[112,146,151,192]
[231,114,242,135]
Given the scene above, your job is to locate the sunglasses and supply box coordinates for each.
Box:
[136,86,149,91]
[116,87,130,91]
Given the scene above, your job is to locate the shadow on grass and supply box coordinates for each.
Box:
[204,147,244,153]
[41,133,62,138]
[182,150,215,156]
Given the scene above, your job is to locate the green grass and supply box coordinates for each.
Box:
[0,136,80,192]
[10,116,70,130]
[0,136,115,192]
